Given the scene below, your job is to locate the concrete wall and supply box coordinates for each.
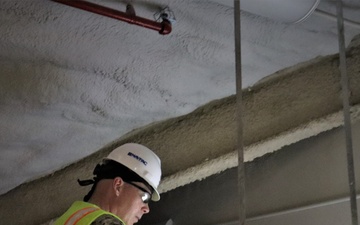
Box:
[140,121,360,225]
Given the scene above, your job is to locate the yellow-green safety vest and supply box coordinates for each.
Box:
[54,201,125,225]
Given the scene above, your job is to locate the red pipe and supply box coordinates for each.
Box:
[52,0,172,35]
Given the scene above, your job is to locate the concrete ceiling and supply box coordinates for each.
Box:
[0,0,360,224]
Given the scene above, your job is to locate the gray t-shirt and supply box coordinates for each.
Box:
[90,214,125,225]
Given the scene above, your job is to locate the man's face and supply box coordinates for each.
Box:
[114,180,152,225]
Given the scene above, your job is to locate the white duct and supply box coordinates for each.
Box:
[213,0,321,23]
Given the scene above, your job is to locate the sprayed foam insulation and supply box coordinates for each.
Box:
[1,34,360,225]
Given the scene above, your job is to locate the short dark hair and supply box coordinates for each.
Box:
[80,160,153,202]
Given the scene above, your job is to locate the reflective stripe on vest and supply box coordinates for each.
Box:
[64,207,100,225]
[54,201,124,225]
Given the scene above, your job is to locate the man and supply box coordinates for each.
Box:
[54,143,162,225]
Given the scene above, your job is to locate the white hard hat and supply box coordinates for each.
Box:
[105,143,162,201]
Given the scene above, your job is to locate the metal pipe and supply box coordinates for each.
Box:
[234,0,246,224]
[336,0,359,224]
[52,0,172,35]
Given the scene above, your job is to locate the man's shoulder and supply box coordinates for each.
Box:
[90,214,125,225]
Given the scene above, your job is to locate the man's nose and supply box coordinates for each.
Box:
[142,203,150,214]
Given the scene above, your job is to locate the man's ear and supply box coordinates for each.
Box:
[113,177,124,196]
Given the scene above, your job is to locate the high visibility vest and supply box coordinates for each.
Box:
[54,201,125,225]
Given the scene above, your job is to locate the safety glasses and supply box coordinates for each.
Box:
[127,182,152,204]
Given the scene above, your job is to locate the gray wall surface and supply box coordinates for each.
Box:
[139,121,360,225]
